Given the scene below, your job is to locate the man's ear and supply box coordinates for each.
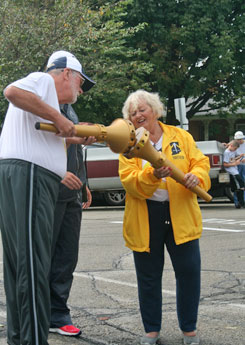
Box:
[62,68,70,81]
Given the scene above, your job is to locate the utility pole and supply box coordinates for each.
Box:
[174,98,189,130]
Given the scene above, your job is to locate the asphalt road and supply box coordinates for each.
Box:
[0,201,244,345]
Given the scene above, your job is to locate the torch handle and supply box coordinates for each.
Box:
[153,152,212,202]
[35,122,103,138]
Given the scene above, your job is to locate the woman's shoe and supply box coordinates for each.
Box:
[140,334,160,345]
[183,333,200,345]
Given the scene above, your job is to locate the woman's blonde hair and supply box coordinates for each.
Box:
[122,90,165,120]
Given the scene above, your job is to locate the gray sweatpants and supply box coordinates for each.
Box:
[0,159,60,345]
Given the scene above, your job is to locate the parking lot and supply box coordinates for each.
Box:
[0,200,244,345]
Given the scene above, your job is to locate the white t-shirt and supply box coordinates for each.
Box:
[142,134,169,202]
[223,149,238,176]
[0,72,67,178]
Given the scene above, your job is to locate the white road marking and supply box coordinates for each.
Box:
[203,218,245,225]
[111,220,245,232]
[74,273,245,310]
[73,272,176,296]
[228,303,245,309]
[203,227,245,232]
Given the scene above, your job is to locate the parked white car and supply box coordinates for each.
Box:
[84,141,230,206]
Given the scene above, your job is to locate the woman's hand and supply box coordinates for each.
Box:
[183,173,200,189]
[153,166,172,179]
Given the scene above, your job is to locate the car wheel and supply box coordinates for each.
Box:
[104,191,126,206]
[225,187,234,202]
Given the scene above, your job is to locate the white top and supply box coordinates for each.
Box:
[223,149,238,176]
[0,72,67,178]
[143,134,169,202]
[236,141,245,165]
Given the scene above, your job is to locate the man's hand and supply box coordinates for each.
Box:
[66,136,96,146]
[77,121,97,145]
[66,122,97,145]
[82,186,92,209]
[54,116,76,137]
[61,172,83,190]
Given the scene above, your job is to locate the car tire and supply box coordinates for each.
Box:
[225,186,234,202]
[103,191,126,206]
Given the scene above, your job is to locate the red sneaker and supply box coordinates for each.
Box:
[49,325,81,336]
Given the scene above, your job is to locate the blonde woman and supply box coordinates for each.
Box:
[119,90,211,345]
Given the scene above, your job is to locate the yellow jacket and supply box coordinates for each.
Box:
[119,122,211,252]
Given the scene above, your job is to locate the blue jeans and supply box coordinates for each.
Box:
[133,200,200,333]
[233,164,245,205]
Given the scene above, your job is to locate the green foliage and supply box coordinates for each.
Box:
[124,0,245,123]
[0,0,153,125]
[0,0,244,126]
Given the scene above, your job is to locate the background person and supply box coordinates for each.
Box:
[223,139,245,208]
[119,90,210,345]
[232,131,245,207]
[49,105,94,337]
[0,50,92,345]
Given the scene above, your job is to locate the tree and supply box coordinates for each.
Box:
[72,0,154,124]
[124,0,245,124]
[1,0,244,127]
[0,0,153,125]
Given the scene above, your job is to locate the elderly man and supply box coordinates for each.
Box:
[0,51,94,345]
[44,51,96,337]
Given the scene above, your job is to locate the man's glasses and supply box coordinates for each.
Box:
[71,70,85,88]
